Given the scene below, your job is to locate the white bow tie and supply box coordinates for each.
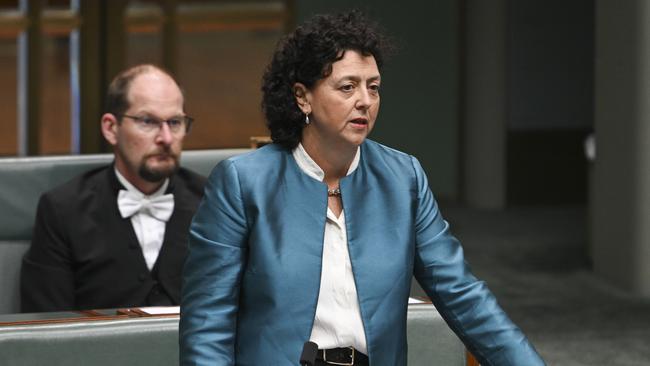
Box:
[117,190,175,222]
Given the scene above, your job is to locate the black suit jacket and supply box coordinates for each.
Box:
[20,165,206,312]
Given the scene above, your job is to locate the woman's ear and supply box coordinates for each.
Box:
[293,83,311,115]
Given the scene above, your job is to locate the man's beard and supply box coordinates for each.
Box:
[138,153,179,182]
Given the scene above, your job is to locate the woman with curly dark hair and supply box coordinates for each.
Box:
[180,10,544,366]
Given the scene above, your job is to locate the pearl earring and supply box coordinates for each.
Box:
[305,114,310,125]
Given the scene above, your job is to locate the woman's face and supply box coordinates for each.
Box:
[297,50,381,151]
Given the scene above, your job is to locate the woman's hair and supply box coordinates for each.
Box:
[261,10,390,150]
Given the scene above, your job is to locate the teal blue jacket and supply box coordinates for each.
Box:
[180,140,544,366]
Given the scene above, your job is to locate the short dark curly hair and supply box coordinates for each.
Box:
[261,10,390,150]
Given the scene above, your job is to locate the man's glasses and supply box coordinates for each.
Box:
[121,114,194,134]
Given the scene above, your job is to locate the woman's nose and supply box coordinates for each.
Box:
[355,88,373,109]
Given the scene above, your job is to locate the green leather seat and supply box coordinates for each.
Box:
[407,303,469,365]
[0,303,469,366]
[0,317,180,366]
[0,149,471,365]
[0,149,249,314]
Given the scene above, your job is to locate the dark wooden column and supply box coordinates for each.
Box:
[77,0,103,153]
[20,0,44,155]
[161,0,178,75]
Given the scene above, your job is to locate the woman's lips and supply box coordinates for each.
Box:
[349,118,368,128]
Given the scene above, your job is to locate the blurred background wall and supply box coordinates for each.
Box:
[1,0,650,297]
[0,0,591,204]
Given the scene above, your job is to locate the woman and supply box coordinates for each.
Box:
[180,10,544,366]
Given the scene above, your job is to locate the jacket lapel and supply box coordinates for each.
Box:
[153,175,195,302]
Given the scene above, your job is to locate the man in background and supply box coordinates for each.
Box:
[21,64,206,312]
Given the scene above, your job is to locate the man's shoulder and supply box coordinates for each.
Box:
[43,165,111,202]
[34,165,112,220]
[173,167,207,196]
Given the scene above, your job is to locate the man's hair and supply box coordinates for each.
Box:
[104,64,182,118]
[261,10,391,150]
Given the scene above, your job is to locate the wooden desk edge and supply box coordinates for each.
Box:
[1,306,482,365]
[0,311,129,326]
[467,351,480,366]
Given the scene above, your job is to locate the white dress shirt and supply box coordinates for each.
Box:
[115,168,169,271]
[292,143,368,354]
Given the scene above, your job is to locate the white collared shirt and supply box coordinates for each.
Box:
[115,168,169,271]
[292,143,367,354]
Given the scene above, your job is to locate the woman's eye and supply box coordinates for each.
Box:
[369,84,380,93]
[340,84,354,92]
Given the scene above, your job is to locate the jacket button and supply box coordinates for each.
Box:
[138,274,147,282]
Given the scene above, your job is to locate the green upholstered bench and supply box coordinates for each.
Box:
[0,315,180,366]
[0,149,250,315]
[408,303,474,365]
[0,150,476,365]
[0,303,472,366]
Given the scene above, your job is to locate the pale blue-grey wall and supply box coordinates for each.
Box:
[294,1,460,199]
[508,0,594,131]
[593,0,650,297]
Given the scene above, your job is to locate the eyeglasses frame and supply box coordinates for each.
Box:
[120,114,194,134]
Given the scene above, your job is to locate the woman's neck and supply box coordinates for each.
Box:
[301,135,357,184]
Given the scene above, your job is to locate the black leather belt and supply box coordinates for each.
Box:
[316,347,368,365]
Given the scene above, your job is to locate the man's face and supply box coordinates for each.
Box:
[103,71,186,187]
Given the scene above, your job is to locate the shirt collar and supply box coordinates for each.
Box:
[114,167,169,198]
[292,143,360,182]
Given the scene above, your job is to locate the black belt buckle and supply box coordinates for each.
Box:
[323,347,355,365]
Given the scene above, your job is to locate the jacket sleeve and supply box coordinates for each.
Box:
[410,156,545,366]
[179,159,249,366]
[20,194,76,312]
